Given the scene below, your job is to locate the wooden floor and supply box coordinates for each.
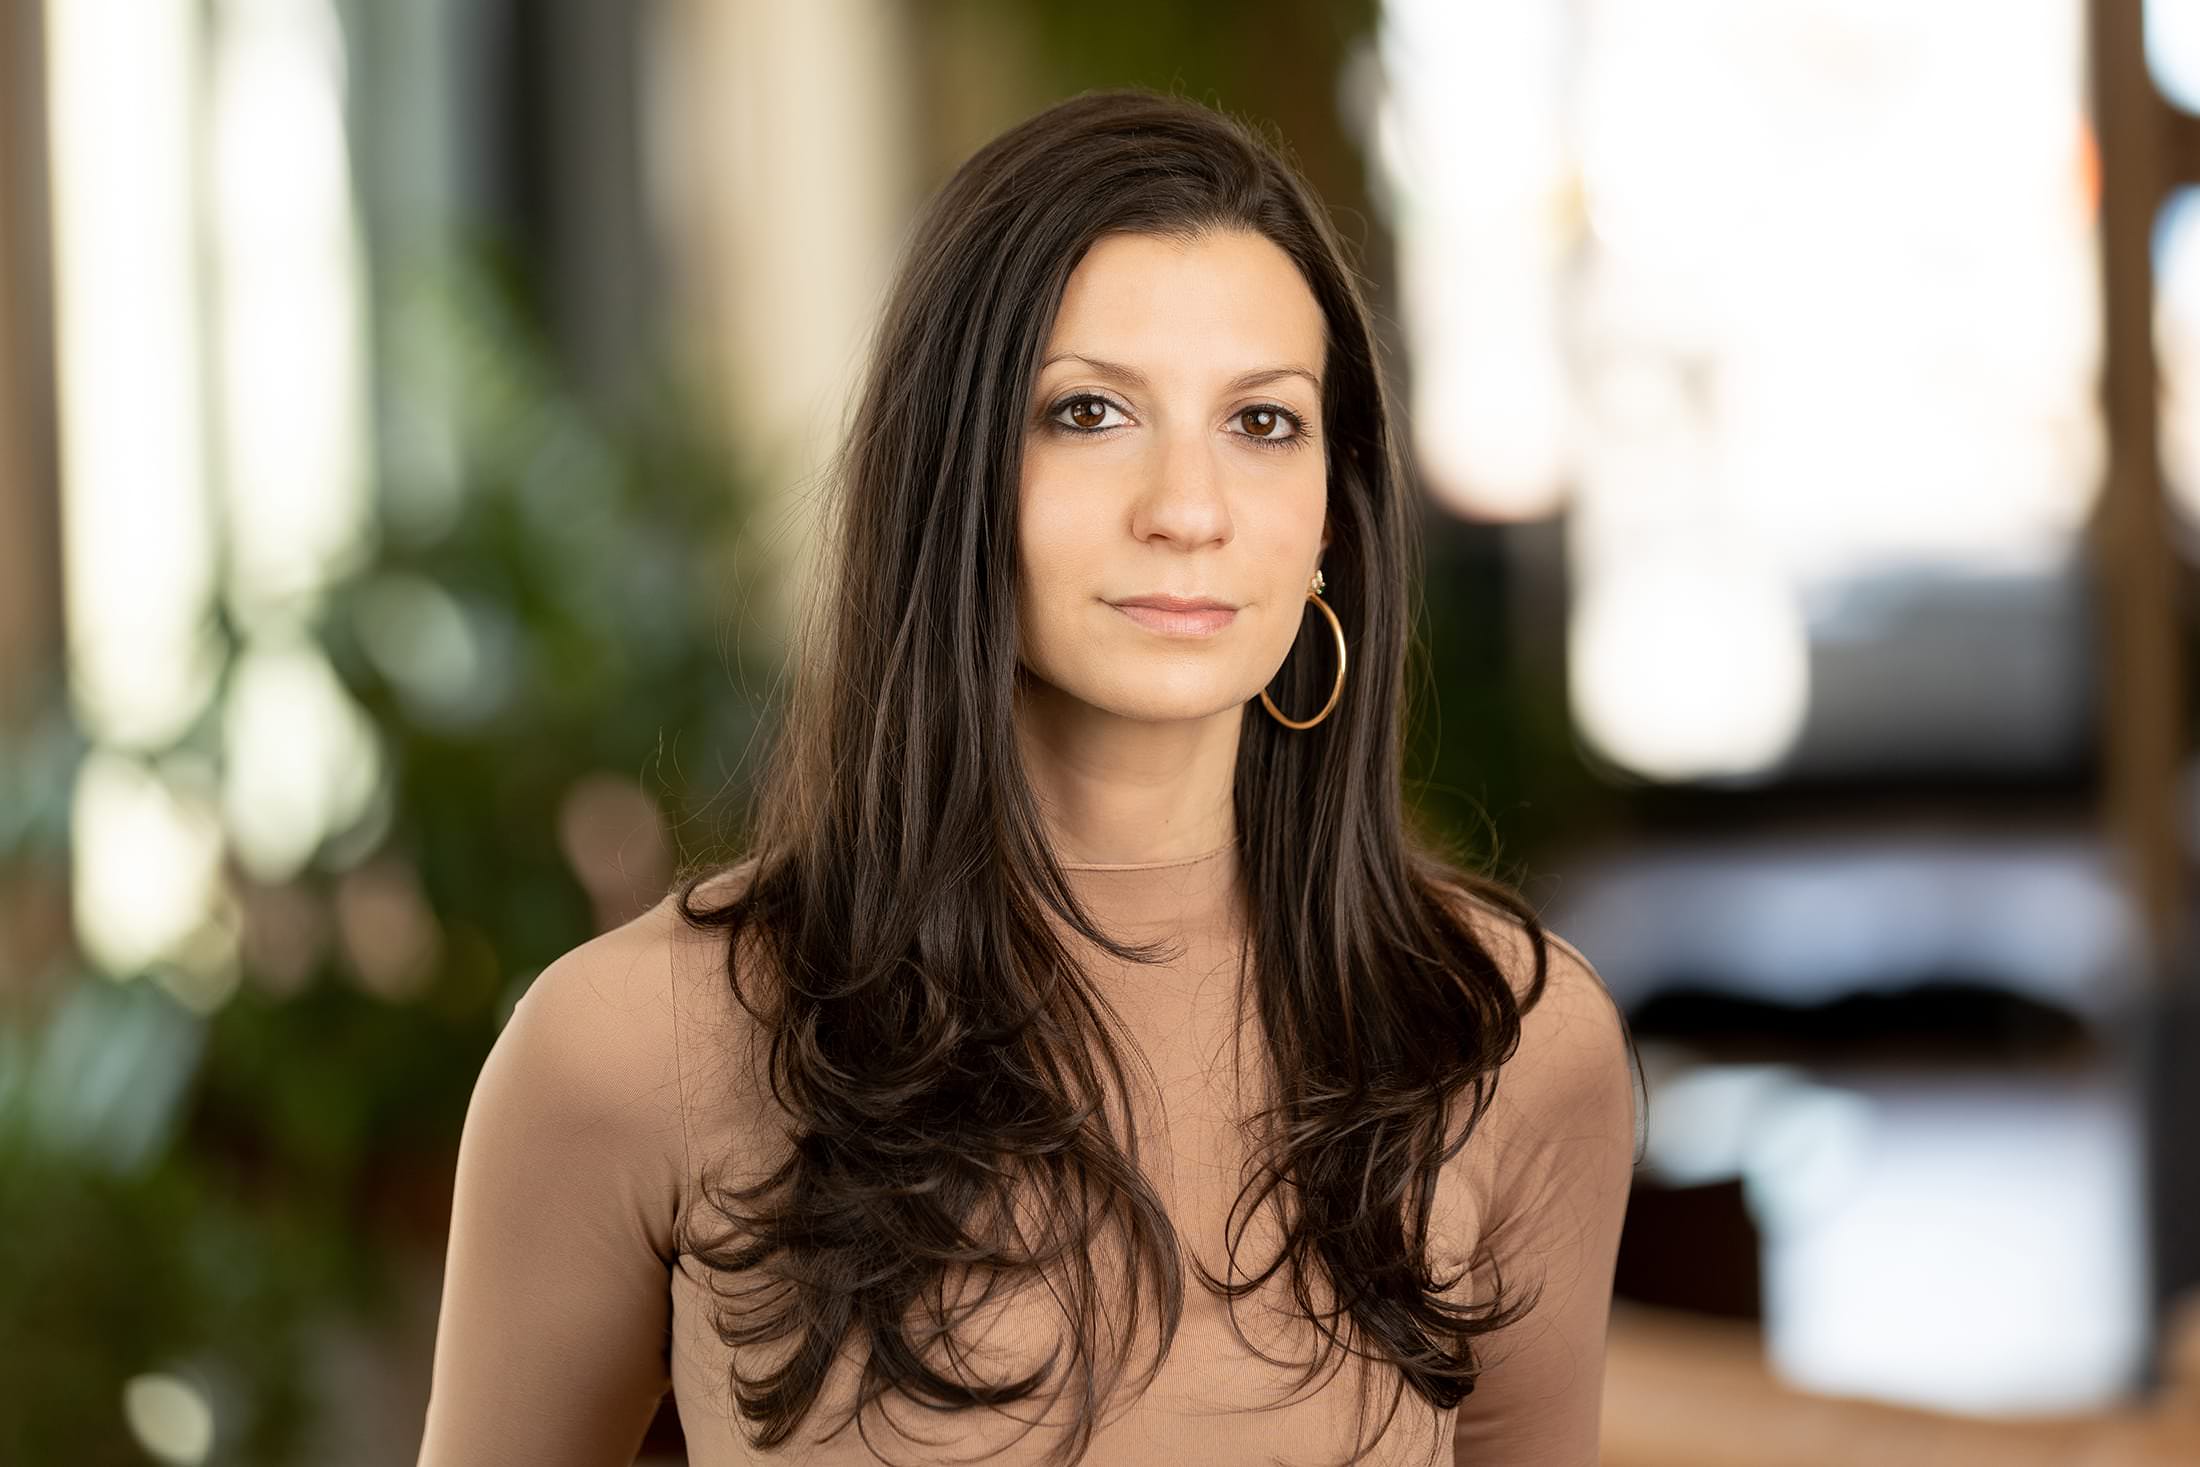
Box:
[1601,1293,2200,1466]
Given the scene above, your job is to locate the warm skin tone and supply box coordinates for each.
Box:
[1015,228,1332,866]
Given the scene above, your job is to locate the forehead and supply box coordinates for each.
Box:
[1044,229,1325,374]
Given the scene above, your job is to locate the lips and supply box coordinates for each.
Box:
[1107,594,1238,637]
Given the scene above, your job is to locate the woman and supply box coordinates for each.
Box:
[418,87,1643,1467]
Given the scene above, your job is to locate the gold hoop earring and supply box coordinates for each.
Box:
[1260,568,1347,730]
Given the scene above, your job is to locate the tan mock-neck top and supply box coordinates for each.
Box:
[415,841,1636,1466]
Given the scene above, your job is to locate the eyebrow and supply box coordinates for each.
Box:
[1039,352,1322,396]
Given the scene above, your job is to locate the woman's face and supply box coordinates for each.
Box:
[1017,228,1331,724]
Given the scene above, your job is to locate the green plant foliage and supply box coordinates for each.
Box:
[0,245,773,1462]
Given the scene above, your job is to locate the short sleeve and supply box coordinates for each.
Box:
[1448,900,1642,1467]
[416,904,689,1467]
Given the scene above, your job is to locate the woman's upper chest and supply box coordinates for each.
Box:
[662,920,1486,1464]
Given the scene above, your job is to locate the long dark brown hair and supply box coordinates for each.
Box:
[672,85,1635,1467]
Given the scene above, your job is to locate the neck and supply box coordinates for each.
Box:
[1014,675,1242,867]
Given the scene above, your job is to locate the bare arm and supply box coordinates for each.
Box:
[416,914,688,1467]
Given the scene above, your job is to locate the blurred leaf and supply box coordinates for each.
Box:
[4,239,772,1461]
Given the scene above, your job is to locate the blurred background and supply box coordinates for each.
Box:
[2,1,2198,1463]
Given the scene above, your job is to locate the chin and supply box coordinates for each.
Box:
[1120,698,1239,724]
[1017,659,1231,718]
[1081,675,1250,724]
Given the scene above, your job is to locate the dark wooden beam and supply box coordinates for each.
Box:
[0,0,61,734]
[0,2,71,1012]
[2091,0,2200,1394]
[2088,0,2190,969]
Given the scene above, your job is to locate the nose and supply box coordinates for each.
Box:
[1130,425,1233,550]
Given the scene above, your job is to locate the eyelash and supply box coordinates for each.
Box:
[1042,393,1313,453]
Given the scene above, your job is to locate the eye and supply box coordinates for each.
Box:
[1041,392,1314,453]
[1231,404,1310,451]
[1047,393,1130,435]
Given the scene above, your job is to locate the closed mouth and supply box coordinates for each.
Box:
[1108,595,1239,613]
[1107,598,1239,637]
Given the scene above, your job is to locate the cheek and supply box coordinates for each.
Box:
[1251,475,1328,630]
[1017,498,1081,582]
[1017,454,1113,574]
[1014,473,1093,652]
[1259,468,1328,569]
